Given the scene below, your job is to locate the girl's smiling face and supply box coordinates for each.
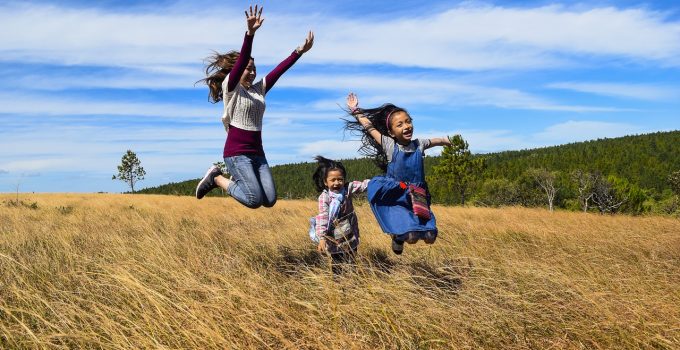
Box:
[388,111,414,145]
[325,169,345,193]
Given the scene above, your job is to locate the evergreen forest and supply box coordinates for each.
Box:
[137,130,680,215]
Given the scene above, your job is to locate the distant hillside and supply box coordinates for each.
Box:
[480,131,680,192]
[138,130,680,202]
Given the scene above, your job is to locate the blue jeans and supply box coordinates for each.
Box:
[224,154,277,209]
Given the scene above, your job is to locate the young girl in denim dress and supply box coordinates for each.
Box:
[345,93,453,254]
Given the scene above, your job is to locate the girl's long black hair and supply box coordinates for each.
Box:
[343,103,407,172]
[312,156,347,192]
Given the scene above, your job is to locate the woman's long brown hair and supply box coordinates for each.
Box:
[197,51,241,103]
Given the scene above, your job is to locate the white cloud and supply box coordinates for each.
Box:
[420,121,649,155]
[1,3,679,70]
[280,74,633,112]
[0,158,81,172]
[420,129,535,154]
[0,70,640,115]
[7,69,199,91]
[0,92,217,117]
[296,140,362,160]
[533,120,644,144]
[546,82,680,101]
[0,112,350,176]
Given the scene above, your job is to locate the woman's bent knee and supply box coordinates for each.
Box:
[240,192,263,209]
[262,198,277,208]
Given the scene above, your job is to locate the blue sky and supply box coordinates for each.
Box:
[1,0,679,193]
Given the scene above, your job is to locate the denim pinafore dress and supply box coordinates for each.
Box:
[367,140,438,238]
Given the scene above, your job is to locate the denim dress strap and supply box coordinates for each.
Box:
[386,140,426,185]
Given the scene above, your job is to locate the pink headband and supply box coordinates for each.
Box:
[386,110,395,130]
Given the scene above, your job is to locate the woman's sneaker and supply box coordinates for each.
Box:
[196,165,222,199]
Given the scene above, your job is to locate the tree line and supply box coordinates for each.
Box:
[137,130,680,216]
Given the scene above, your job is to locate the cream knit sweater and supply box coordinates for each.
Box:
[220,76,267,132]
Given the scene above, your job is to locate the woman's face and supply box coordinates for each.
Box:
[240,58,256,89]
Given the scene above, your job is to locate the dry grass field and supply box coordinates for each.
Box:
[0,193,678,349]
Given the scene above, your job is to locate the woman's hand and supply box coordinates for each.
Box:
[245,5,264,35]
[347,92,359,112]
[296,31,315,54]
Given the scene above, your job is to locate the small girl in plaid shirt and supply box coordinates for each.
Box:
[309,156,369,265]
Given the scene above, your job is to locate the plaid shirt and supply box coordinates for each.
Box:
[315,180,369,242]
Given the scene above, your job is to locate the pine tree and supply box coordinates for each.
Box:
[432,135,485,205]
[112,150,146,193]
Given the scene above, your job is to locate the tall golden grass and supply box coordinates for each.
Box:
[0,193,678,349]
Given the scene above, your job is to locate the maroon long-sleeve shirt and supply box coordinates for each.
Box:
[221,32,301,157]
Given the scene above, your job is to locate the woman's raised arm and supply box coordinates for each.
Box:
[264,31,314,94]
[226,5,264,92]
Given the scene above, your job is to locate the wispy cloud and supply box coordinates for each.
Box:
[429,121,647,155]
[1,2,679,70]
[546,82,680,101]
[4,69,199,91]
[3,70,625,113]
[279,74,633,112]
[421,129,535,154]
[533,120,644,144]
[0,158,83,173]
[0,92,217,117]
[296,140,362,160]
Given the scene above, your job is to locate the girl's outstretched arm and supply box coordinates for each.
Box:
[226,5,265,92]
[347,92,382,145]
[428,136,453,147]
[264,31,314,94]
[347,179,370,195]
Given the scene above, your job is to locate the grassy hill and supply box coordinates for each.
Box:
[138,130,680,203]
[1,194,679,348]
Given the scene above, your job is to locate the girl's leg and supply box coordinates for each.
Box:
[404,232,419,244]
[254,155,277,207]
[224,155,265,208]
[391,236,404,255]
[423,231,437,244]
